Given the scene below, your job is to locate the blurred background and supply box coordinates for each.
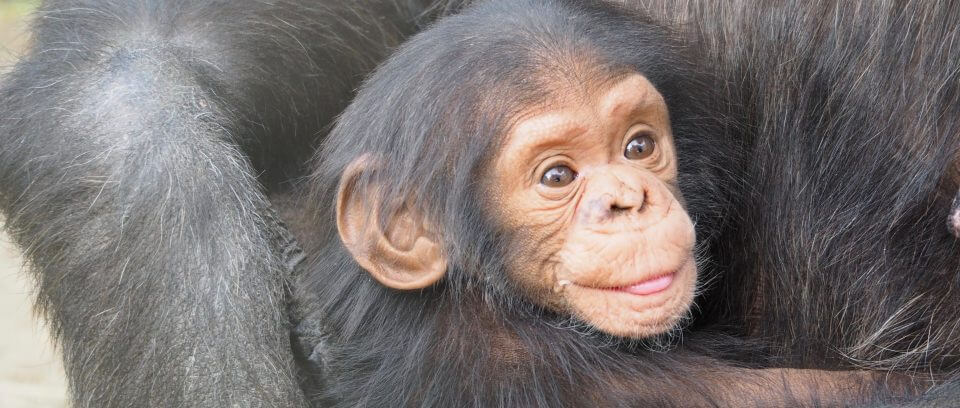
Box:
[1,0,70,407]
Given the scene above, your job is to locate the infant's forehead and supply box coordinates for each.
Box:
[503,73,667,142]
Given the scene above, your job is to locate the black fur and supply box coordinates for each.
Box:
[1,0,958,406]
[664,0,960,373]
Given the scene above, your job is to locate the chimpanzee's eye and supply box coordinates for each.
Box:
[540,165,576,187]
[625,133,656,160]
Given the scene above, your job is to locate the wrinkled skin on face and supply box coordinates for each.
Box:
[491,73,697,338]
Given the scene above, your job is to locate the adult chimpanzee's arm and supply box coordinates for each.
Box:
[0,0,445,406]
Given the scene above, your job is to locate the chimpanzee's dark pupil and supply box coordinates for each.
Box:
[625,134,655,160]
[541,166,575,187]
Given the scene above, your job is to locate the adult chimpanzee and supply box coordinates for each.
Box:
[294,0,957,405]
[0,1,958,408]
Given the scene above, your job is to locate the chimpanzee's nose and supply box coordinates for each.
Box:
[608,184,646,215]
[578,166,671,231]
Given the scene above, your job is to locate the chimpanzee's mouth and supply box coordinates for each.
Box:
[574,255,693,296]
[615,273,676,295]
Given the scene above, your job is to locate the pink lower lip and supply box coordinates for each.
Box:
[619,273,675,295]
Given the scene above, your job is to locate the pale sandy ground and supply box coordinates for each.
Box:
[0,234,69,408]
[1,2,71,407]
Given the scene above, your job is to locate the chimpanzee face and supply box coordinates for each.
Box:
[490,73,697,338]
[336,73,696,339]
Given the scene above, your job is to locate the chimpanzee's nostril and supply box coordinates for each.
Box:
[609,186,648,215]
[610,204,631,213]
[610,194,645,214]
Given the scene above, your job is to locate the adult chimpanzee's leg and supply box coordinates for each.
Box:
[0,0,446,406]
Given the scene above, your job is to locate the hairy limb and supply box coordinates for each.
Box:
[0,31,306,408]
[0,0,444,406]
[715,368,922,407]
[569,348,923,406]
[551,347,926,406]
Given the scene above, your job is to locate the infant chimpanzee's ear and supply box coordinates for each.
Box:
[336,156,447,290]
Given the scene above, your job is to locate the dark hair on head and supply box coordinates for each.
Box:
[309,0,726,309]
